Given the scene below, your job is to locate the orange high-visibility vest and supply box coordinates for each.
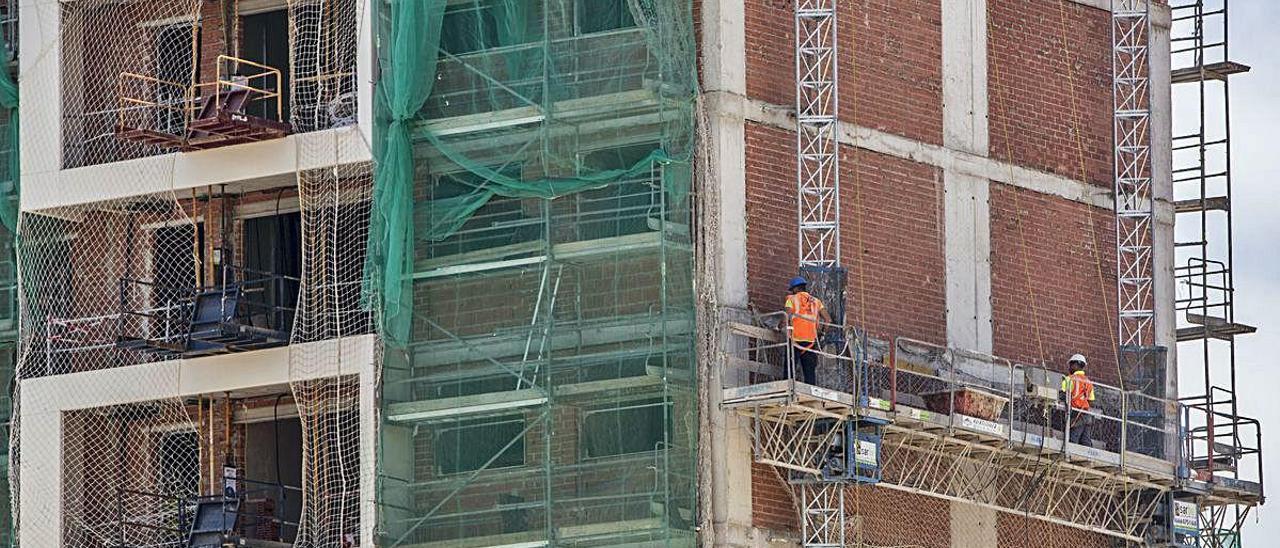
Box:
[785,291,824,343]
[1061,370,1095,410]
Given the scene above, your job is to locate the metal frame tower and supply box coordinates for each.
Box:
[1112,0,1156,350]
[1169,1,1259,544]
[793,0,845,544]
[795,0,840,268]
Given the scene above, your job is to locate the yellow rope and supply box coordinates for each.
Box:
[845,2,866,528]
[987,12,1048,368]
[1054,0,1124,388]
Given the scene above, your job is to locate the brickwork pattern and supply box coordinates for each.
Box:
[996,511,1112,548]
[744,122,945,343]
[989,182,1121,385]
[988,0,1113,187]
[744,0,943,145]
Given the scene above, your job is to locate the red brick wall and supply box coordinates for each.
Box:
[996,512,1111,548]
[744,0,943,145]
[988,0,1112,187]
[199,0,226,84]
[751,463,796,531]
[855,486,950,547]
[989,183,1120,386]
[744,122,945,342]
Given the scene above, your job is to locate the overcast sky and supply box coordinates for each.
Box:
[1195,2,1278,543]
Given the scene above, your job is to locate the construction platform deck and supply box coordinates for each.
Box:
[722,380,1262,505]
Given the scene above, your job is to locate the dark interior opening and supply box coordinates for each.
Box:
[245,414,304,543]
[243,211,302,332]
[240,10,291,121]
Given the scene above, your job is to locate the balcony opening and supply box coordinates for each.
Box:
[243,211,302,339]
[243,411,303,543]
[61,0,360,166]
[241,9,291,122]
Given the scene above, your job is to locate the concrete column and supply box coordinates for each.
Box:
[17,402,61,547]
[942,1,999,543]
[949,501,998,547]
[942,0,989,157]
[698,0,753,544]
[942,0,993,354]
[1150,3,1177,401]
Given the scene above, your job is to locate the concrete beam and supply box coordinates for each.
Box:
[740,95,1115,211]
[739,97,1190,230]
[22,128,372,212]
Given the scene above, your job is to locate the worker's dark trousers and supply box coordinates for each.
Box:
[790,343,818,385]
[1068,410,1093,446]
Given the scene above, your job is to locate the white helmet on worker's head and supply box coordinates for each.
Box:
[1068,353,1087,368]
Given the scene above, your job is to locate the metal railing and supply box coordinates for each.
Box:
[1181,388,1264,497]
[722,310,1191,465]
[214,55,284,123]
[43,264,300,373]
[116,55,286,142]
[115,477,302,546]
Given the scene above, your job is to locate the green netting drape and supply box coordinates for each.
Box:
[0,57,16,234]
[366,0,447,343]
[365,0,697,344]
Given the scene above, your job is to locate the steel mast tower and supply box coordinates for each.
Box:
[794,0,844,545]
[795,0,840,269]
[1112,0,1156,351]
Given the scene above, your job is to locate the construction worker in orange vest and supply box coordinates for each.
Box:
[1060,353,1096,446]
[785,277,831,385]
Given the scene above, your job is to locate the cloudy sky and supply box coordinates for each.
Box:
[1192,2,1279,543]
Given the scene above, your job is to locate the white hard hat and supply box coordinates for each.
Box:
[1068,354,1087,366]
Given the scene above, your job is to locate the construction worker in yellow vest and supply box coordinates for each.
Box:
[785,277,831,386]
[1060,353,1096,446]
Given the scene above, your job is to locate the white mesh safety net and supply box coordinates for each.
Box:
[10,0,370,543]
[286,0,371,544]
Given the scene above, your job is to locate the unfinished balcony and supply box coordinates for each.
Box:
[51,0,362,173]
[44,265,297,373]
[719,310,1264,542]
[20,185,375,378]
[115,56,292,152]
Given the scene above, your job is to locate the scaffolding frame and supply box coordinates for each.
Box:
[720,310,1264,543]
[1169,1,1262,544]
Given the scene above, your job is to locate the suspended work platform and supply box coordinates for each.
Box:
[719,310,1263,542]
[115,55,291,152]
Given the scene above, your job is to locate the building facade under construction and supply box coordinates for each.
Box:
[0,0,1263,546]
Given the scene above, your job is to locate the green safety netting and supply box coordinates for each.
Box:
[0,35,15,548]
[365,0,696,343]
[0,47,15,234]
[366,0,699,544]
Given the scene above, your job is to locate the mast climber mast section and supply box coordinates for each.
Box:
[1113,0,1157,351]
